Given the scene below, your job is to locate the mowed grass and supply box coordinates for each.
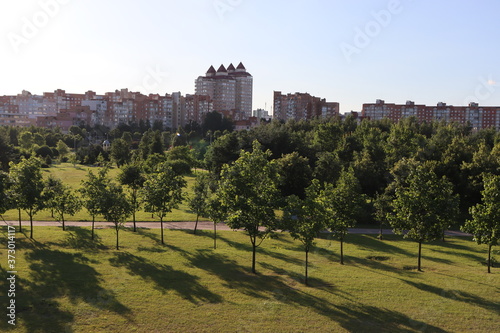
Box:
[1,163,205,222]
[1,226,498,333]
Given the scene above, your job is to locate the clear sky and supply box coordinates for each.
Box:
[1,0,499,114]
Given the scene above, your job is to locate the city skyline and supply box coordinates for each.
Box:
[1,0,500,114]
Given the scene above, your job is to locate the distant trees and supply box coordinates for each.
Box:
[462,174,500,273]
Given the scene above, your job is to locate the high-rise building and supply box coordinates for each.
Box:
[195,62,253,120]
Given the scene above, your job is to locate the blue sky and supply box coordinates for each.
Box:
[1,0,499,114]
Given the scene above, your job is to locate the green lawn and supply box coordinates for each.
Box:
[1,226,498,332]
[1,163,205,223]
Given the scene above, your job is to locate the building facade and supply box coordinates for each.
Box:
[362,100,500,130]
[195,62,253,120]
[273,91,339,121]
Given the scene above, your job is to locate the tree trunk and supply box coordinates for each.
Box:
[340,236,344,265]
[213,221,217,249]
[418,241,422,271]
[29,210,33,239]
[18,209,21,232]
[379,222,383,240]
[488,244,492,274]
[305,248,309,286]
[160,217,164,244]
[442,229,445,242]
[62,215,65,231]
[133,211,136,232]
[91,215,95,240]
[115,223,119,250]
[194,214,199,235]
[251,241,257,274]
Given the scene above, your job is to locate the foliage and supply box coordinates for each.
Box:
[282,179,325,284]
[388,160,459,270]
[462,173,500,272]
[276,151,312,199]
[8,156,46,237]
[79,168,109,239]
[321,167,365,264]
[110,138,131,167]
[188,173,210,234]
[217,141,281,273]
[117,163,146,232]
[141,162,187,244]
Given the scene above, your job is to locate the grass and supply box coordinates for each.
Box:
[1,163,205,223]
[1,226,498,332]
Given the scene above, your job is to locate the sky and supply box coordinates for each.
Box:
[1,0,500,114]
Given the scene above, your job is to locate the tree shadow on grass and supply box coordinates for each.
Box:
[18,244,131,332]
[187,249,446,332]
[341,234,415,258]
[108,252,222,305]
[63,226,107,251]
[402,280,500,313]
[217,233,303,266]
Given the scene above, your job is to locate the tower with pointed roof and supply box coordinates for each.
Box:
[195,62,253,120]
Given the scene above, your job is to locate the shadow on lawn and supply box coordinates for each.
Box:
[109,252,222,305]
[12,242,131,332]
[63,226,107,251]
[217,234,304,266]
[188,249,447,332]
[403,280,499,313]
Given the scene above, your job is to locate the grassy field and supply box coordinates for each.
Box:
[1,163,204,223]
[1,226,498,332]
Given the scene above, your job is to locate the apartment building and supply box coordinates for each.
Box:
[195,62,253,120]
[273,91,339,121]
[362,100,500,130]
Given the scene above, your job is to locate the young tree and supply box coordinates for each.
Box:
[100,182,132,250]
[8,157,45,238]
[282,180,325,285]
[388,162,459,271]
[217,141,281,274]
[49,182,81,231]
[187,173,210,235]
[117,163,145,232]
[142,163,186,244]
[44,175,64,218]
[322,167,364,265]
[462,174,500,273]
[79,168,108,239]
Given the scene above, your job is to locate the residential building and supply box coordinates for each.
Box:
[273,91,339,121]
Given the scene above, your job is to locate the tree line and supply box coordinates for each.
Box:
[1,115,500,281]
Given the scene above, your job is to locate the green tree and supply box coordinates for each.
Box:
[110,138,131,167]
[44,175,64,218]
[275,152,312,199]
[19,131,33,150]
[56,140,69,160]
[217,141,280,273]
[8,157,45,238]
[117,163,145,232]
[188,173,210,235]
[282,180,325,285]
[51,183,82,231]
[100,181,132,250]
[388,162,459,271]
[462,174,500,273]
[79,168,108,239]
[142,163,186,244]
[322,167,364,265]
[0,171,11,216]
